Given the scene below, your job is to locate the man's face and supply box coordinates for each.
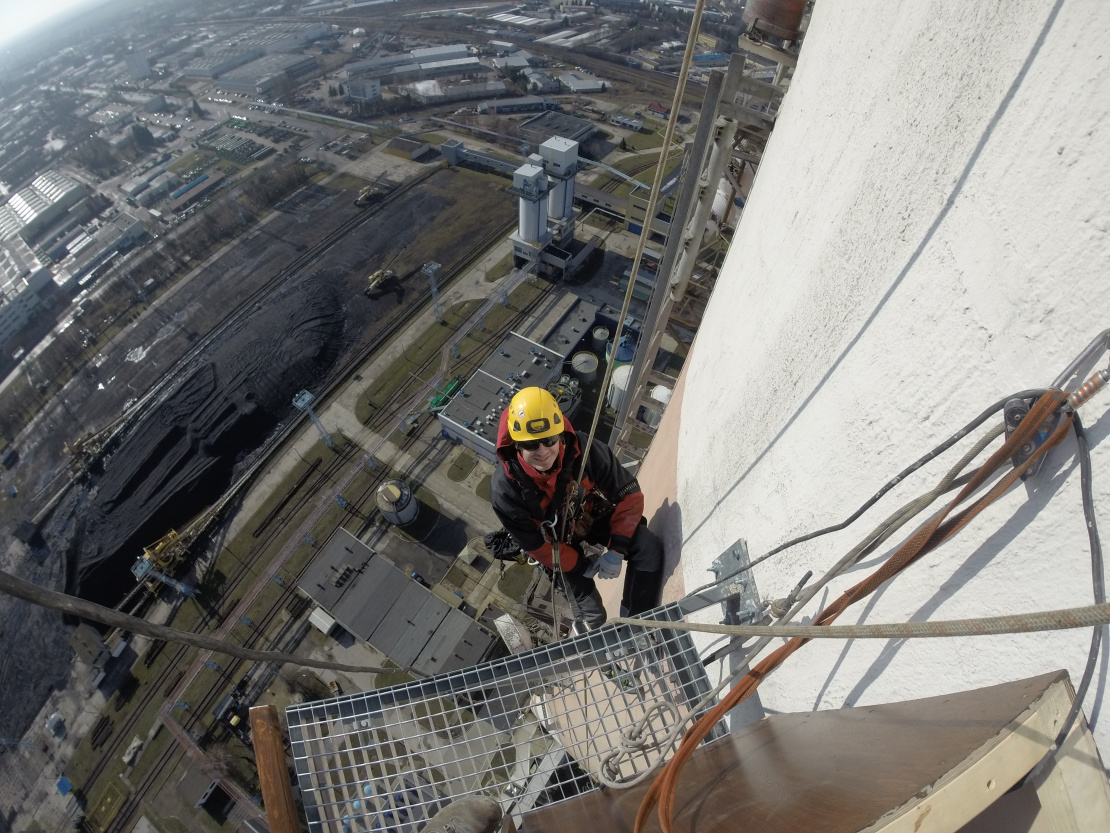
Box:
[517,435,561,472]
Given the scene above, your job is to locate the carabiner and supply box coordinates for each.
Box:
[540,514,559,544]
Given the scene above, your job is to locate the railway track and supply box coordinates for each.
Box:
[95,227,536,832]
[75,173,498,820]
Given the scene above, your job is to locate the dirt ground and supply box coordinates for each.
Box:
[70,166,514,606]
[0,164,514,742]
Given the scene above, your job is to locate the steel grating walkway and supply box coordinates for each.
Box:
[287,601,727,832]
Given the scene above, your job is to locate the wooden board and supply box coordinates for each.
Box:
[522,671,1095,833]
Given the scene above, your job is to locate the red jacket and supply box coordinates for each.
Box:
[490,409,644,571]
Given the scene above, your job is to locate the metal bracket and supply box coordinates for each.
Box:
[675,538,764,625]
[1003,397,1061,480]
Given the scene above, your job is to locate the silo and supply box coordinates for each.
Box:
[376,480,419,526]
[570,351,598,383]
[641,383,673,428]
[605,335,636,364]
[591,326,610,352]
[512,163,548,243]
[540,137,579,220]
[607,364,633,411]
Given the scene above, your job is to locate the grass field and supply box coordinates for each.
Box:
[622,129,666,152]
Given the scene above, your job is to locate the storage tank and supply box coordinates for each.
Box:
[591,326,610,352]
[641,383,673,428]
[513,163,549,243]
[605,335,636,364]
[607,364,633,411]
[570,351,598,383]
[742,0,805,41]
[376,480,419,526]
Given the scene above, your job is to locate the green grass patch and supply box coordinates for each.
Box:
[374,659,414,688]
[622,130,665,151]
[169,149,218,175]
[447,450,478,482]
[356,299,482,425]
[475,474,492,501]
[483,251,514,282]
[497,562,535,601]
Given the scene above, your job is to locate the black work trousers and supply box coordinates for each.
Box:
[560,521,664,628]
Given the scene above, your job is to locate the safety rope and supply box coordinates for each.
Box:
[612,600,1110,640]
[632,390,1073,833]
[596,418,1007,788]
[572,0,707,490]
[0,567,417,676]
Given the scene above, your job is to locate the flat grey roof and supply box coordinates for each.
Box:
[539,297,599,353]
[520,110,596,143]
[298,530,498,675]
[439,331,565,439]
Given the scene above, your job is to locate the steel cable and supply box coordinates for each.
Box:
[572,0,706,486]
[614,600,1110,640]
[636,391,1073,833]
[598,410,1013,788]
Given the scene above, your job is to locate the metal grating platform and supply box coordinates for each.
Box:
[287,602,725,832]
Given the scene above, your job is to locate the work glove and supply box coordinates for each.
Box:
[595,550,623,580]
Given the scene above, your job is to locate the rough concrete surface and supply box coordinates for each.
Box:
[662,0,1110,757]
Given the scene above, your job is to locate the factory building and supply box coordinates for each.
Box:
[438,298,600,461]
[182,51,262,79]
[523,69,559,94]
[401,80,507,105]
[439,139,518,177]
[518,110,596,145]
[298,530,500,677]
[410,44,470,62]
[558,72,607,94]
[218,53,318,95]
[344,78,381,102]
[0,171,86,246]
[437,332,566,461]
[50,213,144,290]
[384,137,431,160]
[491,53,531,71]
[136,173,180,206]
[505,137,595,277]
[345,54,412,79]
[0,240,52,346]
[126,53,151,79]
[167,171,226,213]
[231,22,329,54]
[478,96,556,115]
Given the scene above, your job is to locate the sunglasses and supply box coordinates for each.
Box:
[517,435,560,452]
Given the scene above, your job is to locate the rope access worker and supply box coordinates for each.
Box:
[490,386,664,628]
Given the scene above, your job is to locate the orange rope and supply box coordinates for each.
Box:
[637,390,1072,833]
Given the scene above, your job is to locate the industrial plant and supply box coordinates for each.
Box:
[1,2,1109,833]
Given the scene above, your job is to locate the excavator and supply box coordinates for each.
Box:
[365,246,405,296]
[354,170,390,207]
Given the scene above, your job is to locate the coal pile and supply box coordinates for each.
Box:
[75,274,346,606]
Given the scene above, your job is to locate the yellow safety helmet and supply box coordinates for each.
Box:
[507,387,565,442]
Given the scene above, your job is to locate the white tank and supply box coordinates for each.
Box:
[548,178,575,220]
[376,480,418,526]
[607,364,633,411]
[641,383,673,428]
[518,198,549,243]
[570,351,598,383]
[591,326,610,352]
[514,163,549,243]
